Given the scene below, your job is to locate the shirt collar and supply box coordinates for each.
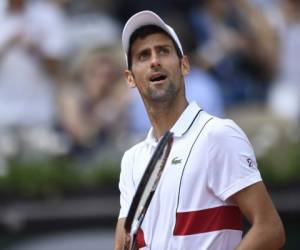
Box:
[145,102,202,145]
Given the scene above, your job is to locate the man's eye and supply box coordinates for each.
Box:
[138,52,149,61]
[159,48,169,55]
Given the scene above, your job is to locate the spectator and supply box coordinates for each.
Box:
[266,0,300,122]
[67,7,121,54]
[188,0,277,106]
[0,0,69,158]
[58,44,130,160]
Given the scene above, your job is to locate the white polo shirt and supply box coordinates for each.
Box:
[119,102,262,250]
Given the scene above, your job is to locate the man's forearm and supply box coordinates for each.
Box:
[236,222,285,250]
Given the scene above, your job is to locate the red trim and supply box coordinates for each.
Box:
[174,206,242,236]
[136,228,146,248]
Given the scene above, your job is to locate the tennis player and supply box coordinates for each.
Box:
[114,10,285,250]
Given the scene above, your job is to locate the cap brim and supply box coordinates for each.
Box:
[122,11,169,55]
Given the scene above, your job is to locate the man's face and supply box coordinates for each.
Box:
[125,32,189,103]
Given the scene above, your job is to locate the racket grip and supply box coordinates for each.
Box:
[129,232,137,250]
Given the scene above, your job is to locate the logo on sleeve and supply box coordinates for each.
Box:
[171,157,182,165]
[247,158,256,168]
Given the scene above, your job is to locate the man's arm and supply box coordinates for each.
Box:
[232,182,285,250]
[114,218,129,250]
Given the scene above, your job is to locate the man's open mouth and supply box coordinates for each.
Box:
[150,73,167,83]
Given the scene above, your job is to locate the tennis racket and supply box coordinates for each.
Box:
[124,131,174,250]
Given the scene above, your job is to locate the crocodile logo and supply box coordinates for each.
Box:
[171,157,182,165]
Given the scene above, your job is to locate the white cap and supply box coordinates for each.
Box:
[122,10,183,65]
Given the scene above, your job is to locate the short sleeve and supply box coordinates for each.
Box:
[207,119,262,201]
[118,150,135,218]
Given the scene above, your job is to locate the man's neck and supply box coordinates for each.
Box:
[145,97,188,140]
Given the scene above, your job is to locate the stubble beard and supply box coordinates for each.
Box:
[146,81,178,103]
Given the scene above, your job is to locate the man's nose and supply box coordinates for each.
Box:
[150,53,161,68]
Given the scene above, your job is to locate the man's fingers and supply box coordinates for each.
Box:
[123,233,131,250]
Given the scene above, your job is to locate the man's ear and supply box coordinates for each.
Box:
[124,70,136,88]
[181,55,190,76]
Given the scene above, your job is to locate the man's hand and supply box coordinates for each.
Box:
[123,233,131,250]
[114,218,135,250]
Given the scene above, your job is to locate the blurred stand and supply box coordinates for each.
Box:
[188,0,278,106]
[0,0,299,249]
[264,0,300,124]
[58,44,130,163]
[224,0,300,182]
[0,0,70,169]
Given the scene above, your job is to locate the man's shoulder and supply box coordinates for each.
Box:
[197,112,243,138]
[122,138,148,161]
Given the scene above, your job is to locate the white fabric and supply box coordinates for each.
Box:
[119,102,262,249]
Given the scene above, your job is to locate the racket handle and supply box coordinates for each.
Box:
[129,233,137,250]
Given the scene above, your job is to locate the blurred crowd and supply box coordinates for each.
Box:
[0,0,299,170]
